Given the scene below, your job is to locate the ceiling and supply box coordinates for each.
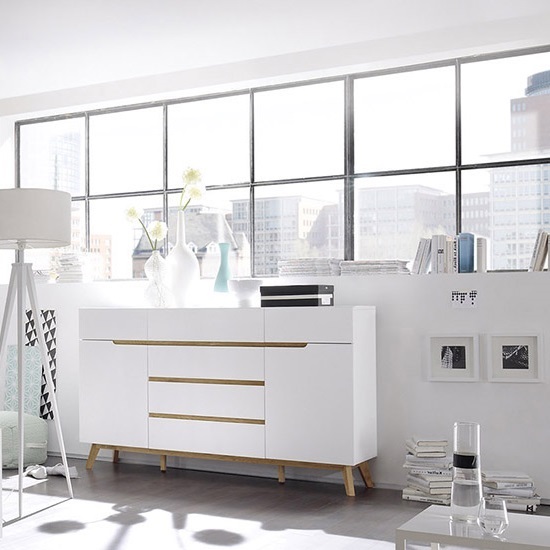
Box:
[2,0,550,106]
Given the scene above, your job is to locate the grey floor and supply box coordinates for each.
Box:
[1,457,548,549]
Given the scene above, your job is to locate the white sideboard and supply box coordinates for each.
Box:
[79,306,377,496]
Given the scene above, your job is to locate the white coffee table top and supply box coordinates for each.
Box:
[396,505,550,550]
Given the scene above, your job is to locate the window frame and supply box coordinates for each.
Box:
[14,44,550,278]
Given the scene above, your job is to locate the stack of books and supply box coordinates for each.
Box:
[54,252,84,283]
[340,260,410,275]
[277,258,342,276]
[482,471,541,513]
[402,436,452,505]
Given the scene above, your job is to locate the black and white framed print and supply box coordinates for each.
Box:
[489,334,542,382]
[428,335,479,381]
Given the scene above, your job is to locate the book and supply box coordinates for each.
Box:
[409,472,452,482]
[482,471,533,482]
[407,481,451,496]
[402,487,451,506]
[528,229,548,271]
[458,232,474,273]
[431,235,447,274]
[412,238,431,275]
[407,474,452,488]
[419,239,432,274]
[484,486,536,498]
[411,436,448,448]
[483,480,534,489]
[476,237,487,272]
[403,454,452,468]
[405,467,452,476]
[406,439,447,457]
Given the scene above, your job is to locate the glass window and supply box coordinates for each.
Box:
[355,67,455,172]
[19,117,85,196]
[167,95,250,188]
[461,51,550,164]
[355,172,456,261]
[254,81,344,181]
[89,195,164,280]
[463,164,550,271]
[254,180,344,276]
[89,107,163,195]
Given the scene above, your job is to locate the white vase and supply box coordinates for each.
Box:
[144,250,171,308]
[166,210,200,307]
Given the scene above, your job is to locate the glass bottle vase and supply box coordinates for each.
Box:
[144,250,171,308]
[451,421,482,522]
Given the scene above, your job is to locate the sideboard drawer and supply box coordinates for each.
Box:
[149,417,265,458]
[148,346,264,380]
[264,307,364,343]
[147,308,264,342]
[80,308,148,340]
[149,381,265,420]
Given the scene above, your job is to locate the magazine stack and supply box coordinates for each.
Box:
[402,436,452,505]
[482,471,541,513]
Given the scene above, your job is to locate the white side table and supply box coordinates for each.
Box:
[396,505,550,550]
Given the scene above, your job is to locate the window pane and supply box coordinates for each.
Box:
[167,186,251,279]
[254,180,344,276]
[89,195,164,280]
[89,107,163,195]
[20,117,85,195]
[254,82,344,181]
[462,164,550,271]
[168,95,249,188]
[355,172,456,261]
[462,52,550,164]
[355,67,455,173]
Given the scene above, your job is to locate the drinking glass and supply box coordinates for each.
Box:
[477,497,509,536]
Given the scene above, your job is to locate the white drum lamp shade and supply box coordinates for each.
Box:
[0,188,71,249]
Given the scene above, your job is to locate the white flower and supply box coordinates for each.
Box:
[178,167,204,211]
[147,220,168,242]
[126,206,144,222]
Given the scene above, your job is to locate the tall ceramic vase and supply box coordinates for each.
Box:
[166,210,200,307]
[214,242,231,292]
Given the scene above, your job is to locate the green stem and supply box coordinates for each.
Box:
[138,218,155,250]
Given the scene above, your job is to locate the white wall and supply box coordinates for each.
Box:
[1,272,548,497]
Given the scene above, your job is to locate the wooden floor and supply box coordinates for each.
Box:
[1,457,547,549]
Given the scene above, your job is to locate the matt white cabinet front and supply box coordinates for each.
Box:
[79,341,148,447]
[265,344,354,465]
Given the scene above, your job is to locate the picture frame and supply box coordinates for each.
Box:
[428,335,479,382]
[488,334,542,382]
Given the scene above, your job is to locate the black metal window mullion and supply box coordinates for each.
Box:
[344,75,355,261]
[85,113,91,252]
[249,89,256,277]
[455,59,462,235]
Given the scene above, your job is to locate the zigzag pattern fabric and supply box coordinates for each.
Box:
[25,309,57,419]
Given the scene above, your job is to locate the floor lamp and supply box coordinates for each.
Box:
[0,188,74,519]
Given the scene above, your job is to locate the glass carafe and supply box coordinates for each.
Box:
[450,421,482,522]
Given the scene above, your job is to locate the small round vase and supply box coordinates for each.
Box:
[166,210,200,307]
[144,250,171,308]
[214,242,231,292]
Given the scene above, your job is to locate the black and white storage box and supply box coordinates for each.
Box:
[260,284,334,307]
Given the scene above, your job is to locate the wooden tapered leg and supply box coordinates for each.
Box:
[358,461,374,488]
[277,465,286,483]
[342,466,355,497]
[113,450,120,463]
[86,444,101,470]
[160,454,167,472]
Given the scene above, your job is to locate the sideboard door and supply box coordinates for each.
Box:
[265,344,355,465]
[79,341,148,447]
